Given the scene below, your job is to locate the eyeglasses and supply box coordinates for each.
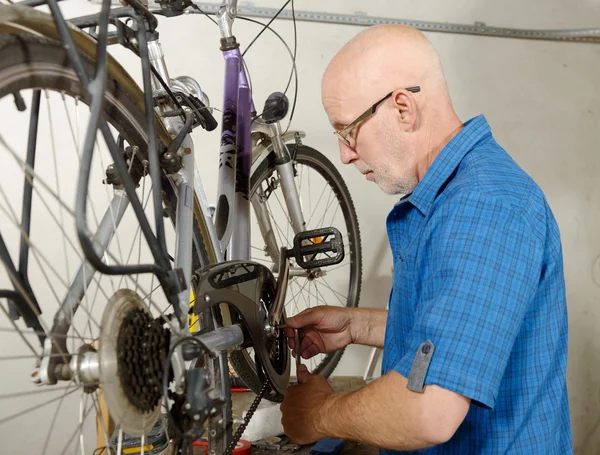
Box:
[333,86,421,146]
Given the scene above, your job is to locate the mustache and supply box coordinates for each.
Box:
[355,164,373,174]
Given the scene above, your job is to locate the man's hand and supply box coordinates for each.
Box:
[284,307,357,360]
[284,307,388,358]
[281,365,336,444]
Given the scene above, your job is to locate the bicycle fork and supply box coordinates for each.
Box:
[251,121,307,269]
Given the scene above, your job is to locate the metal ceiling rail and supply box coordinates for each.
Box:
[193,2,600,44]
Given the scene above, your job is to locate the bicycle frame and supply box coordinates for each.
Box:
[212,2,315,340]
[214,27,254,260]
[213,0,307,265]
[0,1,320,451]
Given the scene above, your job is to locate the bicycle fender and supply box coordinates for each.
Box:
[251,130,306,172]
[0,4,172,148]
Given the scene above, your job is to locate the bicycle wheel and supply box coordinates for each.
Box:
[0,32,229,454]
[230,144,362,399]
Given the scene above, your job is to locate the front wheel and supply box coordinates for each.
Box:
[230,144,362,400]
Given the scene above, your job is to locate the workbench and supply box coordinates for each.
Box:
[251,440,376,455]
[232,377,378,455]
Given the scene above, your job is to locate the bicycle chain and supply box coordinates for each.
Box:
[225,382,269,454]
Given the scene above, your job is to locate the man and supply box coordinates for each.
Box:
[280,24,572,454]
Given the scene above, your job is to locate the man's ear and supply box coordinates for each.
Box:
[392,88,419,129]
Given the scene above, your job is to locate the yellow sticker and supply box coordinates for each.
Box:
[122,444,154,455]
[188,289,199,332]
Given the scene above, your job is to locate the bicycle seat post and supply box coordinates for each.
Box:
[216,0,238,39]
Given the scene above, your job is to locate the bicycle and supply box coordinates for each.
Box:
[0,0,362,453]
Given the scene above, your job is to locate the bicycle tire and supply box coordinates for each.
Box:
[230,144,362,401]
[0,32,230,454]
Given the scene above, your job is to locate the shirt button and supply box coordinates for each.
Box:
[422,344,431,355]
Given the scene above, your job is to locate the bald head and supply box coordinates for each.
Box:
[323,25,450,122]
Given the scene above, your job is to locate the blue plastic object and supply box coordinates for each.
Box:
[309,438,346,454]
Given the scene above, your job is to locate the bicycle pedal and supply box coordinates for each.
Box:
[289,227,345,269]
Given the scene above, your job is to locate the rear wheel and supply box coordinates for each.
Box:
[230,144,362,400]
[0,33,229,454]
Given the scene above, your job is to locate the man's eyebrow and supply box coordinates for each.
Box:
[331,120,347,130]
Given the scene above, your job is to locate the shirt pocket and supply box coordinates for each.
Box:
[391,249,418,349]
[392,250,416,306]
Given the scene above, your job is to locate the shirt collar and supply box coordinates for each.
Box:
[402,115,492,215]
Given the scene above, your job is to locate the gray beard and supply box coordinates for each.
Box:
[375,172,418,195]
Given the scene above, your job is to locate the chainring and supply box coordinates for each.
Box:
[246,278,289,398]
[193,261,290,396]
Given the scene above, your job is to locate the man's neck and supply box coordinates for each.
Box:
[416,117,464,181]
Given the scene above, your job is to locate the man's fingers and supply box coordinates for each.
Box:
[288,333,324,359]
[303,345,321,359]
[286,308,322,329]
[288,332,317,357]
[300,333,314,353]
[296,364,310,383]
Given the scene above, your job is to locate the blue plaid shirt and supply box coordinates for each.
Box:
[381,115,572,454]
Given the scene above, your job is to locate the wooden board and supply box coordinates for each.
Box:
[251,440,377,455]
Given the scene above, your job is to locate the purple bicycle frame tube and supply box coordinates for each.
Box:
[214,46,255,259]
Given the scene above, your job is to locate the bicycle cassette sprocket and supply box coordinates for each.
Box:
[98,289,169,436]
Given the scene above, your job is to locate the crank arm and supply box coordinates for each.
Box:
[268,247,289,327]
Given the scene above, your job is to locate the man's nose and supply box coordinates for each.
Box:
[339,141,358,165]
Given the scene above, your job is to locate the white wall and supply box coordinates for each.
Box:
[7,0,600,452]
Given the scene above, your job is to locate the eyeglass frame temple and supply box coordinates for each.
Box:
[334,86,421,143]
